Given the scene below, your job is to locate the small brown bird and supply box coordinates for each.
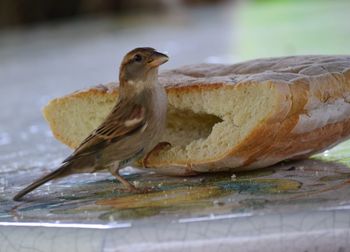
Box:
[14,47,169,201]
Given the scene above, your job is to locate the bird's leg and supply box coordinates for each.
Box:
[142,142,172,168]
[108,165,139,193]
[109,166,155,193]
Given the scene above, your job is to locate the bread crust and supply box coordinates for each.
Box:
[43,55,350,175]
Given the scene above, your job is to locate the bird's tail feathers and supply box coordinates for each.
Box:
[13,163,70,201]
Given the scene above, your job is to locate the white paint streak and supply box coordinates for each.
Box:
[0,221,131,229]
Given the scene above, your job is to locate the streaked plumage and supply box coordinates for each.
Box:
[14,47,169,201]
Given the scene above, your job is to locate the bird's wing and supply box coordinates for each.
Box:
[63,99,146,163]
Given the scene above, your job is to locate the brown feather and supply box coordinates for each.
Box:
[63,100,146,163]
[13,163,70,201]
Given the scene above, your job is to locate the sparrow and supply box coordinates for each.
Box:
[13,47,169,201]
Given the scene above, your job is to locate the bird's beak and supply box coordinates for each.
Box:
[148,51,169,68]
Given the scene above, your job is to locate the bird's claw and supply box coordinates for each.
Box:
[137,186,155,193]
[118,185,154,194]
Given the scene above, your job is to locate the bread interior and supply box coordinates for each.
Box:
[153,83,278,164]
[44,82,278,165]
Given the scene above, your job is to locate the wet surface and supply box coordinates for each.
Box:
[1,156,350,225]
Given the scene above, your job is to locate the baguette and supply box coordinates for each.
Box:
[43,55,350,175]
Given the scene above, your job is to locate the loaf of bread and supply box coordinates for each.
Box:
[43,55,350,175]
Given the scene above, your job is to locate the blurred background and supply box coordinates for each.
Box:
[0,0,349,172]
[1,0,349,92]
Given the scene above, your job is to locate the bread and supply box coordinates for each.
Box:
[43,55,350,176]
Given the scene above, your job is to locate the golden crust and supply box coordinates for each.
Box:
[43,55,350,174]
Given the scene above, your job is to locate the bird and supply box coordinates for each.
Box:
[13,47,169,201]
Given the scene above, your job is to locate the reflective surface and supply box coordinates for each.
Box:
[2,154,350,224]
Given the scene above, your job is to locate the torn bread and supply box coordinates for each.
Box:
[43,55,350,175]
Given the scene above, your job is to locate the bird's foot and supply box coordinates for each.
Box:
[118,185,154,194]
[118,185,140,193]
[110,168,141,193]
[142,142,172,168]
[136,186,155,193]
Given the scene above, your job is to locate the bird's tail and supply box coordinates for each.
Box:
[13,163,70,201]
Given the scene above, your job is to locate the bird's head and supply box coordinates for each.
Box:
[119,47,169,85]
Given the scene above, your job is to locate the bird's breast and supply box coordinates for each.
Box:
[143,85,168,151]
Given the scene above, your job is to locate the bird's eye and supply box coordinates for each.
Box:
[134,54,142,62]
